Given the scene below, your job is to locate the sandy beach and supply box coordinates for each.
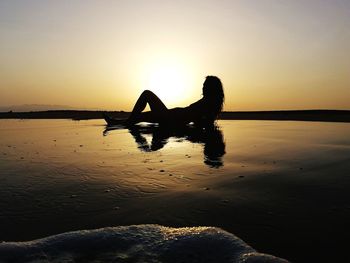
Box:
[1,119,350,262]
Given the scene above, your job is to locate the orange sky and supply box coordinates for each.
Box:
[0,0,349,111]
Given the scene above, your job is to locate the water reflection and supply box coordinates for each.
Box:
[104,124,226,168]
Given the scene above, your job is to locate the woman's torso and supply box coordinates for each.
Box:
[163,99,215,126]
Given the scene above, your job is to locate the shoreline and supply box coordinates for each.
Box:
[0,109,350,123]
[1,117,350,262]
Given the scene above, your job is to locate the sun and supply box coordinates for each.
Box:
[143,60,193,107]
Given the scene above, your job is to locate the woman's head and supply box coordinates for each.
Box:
[202,76,224,116]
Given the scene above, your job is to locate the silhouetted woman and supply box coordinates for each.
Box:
[104,76,224,128]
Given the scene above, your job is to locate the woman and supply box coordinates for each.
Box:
[104,75,224,128]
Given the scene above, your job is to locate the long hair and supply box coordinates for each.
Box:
[202,76,224,119]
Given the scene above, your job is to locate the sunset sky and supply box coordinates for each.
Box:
[0,0,349,111]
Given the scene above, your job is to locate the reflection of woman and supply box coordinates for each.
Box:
[115,124,226,168]
[104,76,224,127]
[203,127,226,167]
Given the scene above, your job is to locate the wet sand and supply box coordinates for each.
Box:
[1,119,350,262]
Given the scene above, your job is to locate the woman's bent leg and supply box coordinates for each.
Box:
[128,90,167,124]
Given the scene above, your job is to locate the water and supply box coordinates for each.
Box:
[1,119,350,262]
[0,225,287,263]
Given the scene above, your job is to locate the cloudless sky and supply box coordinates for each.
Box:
[0,0,349,111]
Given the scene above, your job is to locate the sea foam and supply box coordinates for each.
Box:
[0,224,288,263]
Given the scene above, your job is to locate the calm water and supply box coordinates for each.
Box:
[1,119,350,262]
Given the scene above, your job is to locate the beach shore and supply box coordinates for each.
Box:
[1,119,350,262]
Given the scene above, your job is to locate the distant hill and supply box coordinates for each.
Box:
[0,109,349,122]
[0,104,98,112]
